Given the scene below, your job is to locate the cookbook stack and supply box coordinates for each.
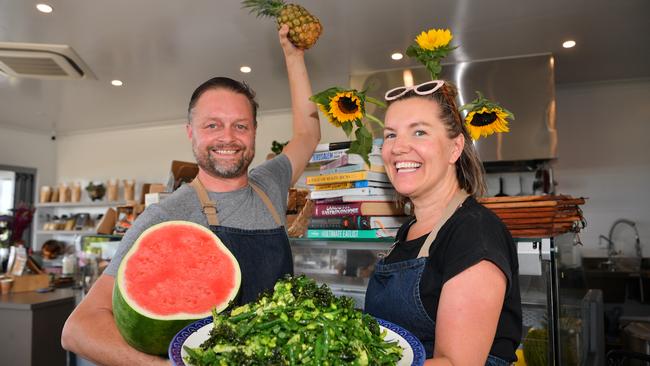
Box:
[477,195,587,238]
[304,140,408,240]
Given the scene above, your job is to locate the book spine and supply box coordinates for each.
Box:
[310,187,372,200]
[314,141,352,152]
[312,197,344,204]
[306,229,386,239]
[314,180,374,189]
[313,203,362,217]
[341,195,396,203]
[318,164,366,176]
[309,149,348,163]
[308,216,371,230]
[306,171,369,185]
[313,182,355,191]
[319,154,350,170]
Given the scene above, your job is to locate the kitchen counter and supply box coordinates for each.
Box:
[0,288,76,366]
[0,287,76,309]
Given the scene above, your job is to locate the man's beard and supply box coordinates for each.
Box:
[193,142,255,179]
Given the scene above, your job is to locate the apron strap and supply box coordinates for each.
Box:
[190,178,283,227]
[190,178,219,226]
[416,190,469,259]
[249,182,283,226]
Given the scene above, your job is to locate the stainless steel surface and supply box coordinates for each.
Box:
[351,54,557,162]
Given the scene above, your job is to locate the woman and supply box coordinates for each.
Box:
[364,80,522,365]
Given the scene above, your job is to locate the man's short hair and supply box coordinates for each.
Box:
[187,77,259,127]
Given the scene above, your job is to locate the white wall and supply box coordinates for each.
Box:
[0,126,57,189]
[57,121,193,187]
[55,110,347,191]
[554,79,650,257]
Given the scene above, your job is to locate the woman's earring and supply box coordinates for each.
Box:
[404,201,413,216]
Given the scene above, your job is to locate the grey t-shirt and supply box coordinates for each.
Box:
[104,154,292,277]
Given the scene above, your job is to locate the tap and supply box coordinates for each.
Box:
[599,235,617,270]
[599,235,616,258]
[608,219,642,260]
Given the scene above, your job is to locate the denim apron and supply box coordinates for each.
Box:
[190,178,293,305]
[365,191,511,365]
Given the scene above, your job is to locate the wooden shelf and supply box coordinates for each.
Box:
[35,201,126,208]
[289,238,393,251]
[35,230,96,235]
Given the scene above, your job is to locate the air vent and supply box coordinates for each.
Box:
[0,42,95,80]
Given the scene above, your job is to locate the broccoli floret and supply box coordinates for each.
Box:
[201,323,241,349]
[337,295,356,310]
[313,284,334,308]
[362,313,380,336]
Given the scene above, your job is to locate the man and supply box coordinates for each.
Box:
[61,25,320,365]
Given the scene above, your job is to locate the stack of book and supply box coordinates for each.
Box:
[304,141,408,240]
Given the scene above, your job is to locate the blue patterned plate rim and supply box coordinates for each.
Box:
[169,316,426,366]
[169,316,212,366]
[375,317,426,366]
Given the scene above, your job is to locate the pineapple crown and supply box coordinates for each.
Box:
[242,0,286,18]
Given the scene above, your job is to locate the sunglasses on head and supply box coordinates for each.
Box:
[384,80,445,101]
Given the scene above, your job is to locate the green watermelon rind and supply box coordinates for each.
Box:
[112,220,242,356]
[113,283,196,355]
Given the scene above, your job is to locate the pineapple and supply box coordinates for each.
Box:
[243,0,322,49]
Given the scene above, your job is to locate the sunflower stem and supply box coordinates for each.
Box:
[365,96,386,108]
[365,113,384,128]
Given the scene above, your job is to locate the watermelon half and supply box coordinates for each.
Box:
[113,220,241,355]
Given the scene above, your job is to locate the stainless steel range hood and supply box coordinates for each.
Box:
[350,54,557,162]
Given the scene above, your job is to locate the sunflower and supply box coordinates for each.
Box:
[415,29,453,51]
[406,28,457,80]
[310,87,385,165]
[329,91,363,123]
[465,107,511,140]
[460,92,515,141]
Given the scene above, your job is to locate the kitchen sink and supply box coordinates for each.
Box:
[582,257,643,272]
[582,257,648,303]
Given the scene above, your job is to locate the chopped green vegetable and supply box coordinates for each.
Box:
[184,275,402,365]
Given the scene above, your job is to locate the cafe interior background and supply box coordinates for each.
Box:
[0,0,649,365]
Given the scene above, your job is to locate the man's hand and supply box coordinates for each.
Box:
[279,24,304,59]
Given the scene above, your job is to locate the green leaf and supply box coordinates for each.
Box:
[405,45,418,57]
[459,102,476,112]
[348,130,373,166]
[342,121,353,137]
[309,94,330,106]
[310,87,344,105]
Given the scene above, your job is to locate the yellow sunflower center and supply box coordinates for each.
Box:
[415,29,453,51]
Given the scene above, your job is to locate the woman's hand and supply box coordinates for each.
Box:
[278,24,304,59]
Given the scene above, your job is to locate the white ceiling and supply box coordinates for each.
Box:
[1,0,648,135]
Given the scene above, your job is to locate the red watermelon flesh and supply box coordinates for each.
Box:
[123,222,238,315]
[113,220,241,355]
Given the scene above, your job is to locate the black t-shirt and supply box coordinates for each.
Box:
[384,196,522,362]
